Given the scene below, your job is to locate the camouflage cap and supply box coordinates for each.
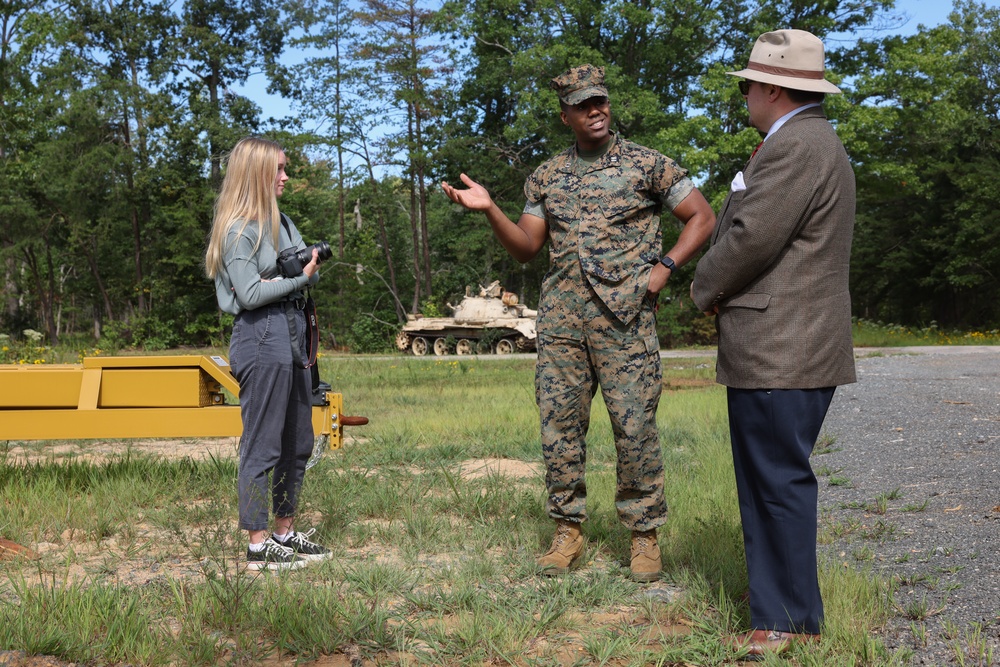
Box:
[551,64,608,105]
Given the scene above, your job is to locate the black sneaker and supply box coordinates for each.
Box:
[246,540,307,571]
[270,528,331,561]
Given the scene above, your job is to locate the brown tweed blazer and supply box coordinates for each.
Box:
[692,107,857,389]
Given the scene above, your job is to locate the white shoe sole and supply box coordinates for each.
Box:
[247,559,307,571]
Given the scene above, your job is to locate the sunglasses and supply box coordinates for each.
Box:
[738,80,752,96]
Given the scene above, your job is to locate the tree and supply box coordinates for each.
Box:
[68,0,180,316]
[178,0,289,186]
[352,0,455,314]
[5,0,999,348]
[0,1,64,333]
[432,0,900,340]
[291,0,355,259]
[841,0,1000,327]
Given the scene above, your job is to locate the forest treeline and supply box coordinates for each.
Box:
[2,0,998,352]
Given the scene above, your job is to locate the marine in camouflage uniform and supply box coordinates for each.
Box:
[527,130,693,533]
[441,65,715,581]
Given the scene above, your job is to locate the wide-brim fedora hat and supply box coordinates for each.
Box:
[727,29,842,94]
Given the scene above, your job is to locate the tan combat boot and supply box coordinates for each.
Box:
[630,529,661,582]
[537,520,586,576]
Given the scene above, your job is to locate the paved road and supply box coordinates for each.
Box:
[659,344,1000,358]
[819,346,1000,664]
[394,344,1000,361]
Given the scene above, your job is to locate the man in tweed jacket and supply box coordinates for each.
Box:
[443,65,714,582]
[691,30,856,657]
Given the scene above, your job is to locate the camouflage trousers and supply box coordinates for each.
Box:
[535,295,666,532]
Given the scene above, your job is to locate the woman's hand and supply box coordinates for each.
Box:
[303,248,320,279]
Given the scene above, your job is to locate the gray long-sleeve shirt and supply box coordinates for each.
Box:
[214,215,319,315]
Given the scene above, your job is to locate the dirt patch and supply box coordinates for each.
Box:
[0,649,378,667]
[0,445,676,667]
[398,457,542,483]
[3,437,240,466]
[457,457,542,480]
[662,376,716,390]
[3,435,366,467]
[0,652,81,667]
[1,452,536,590]
[1,438,237,588]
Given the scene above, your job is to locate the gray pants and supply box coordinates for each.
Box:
[230,302,314,531]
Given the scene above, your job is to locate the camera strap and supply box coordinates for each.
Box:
[277,212,319,370]
[304,292,319,369]
[283,292,318,370]
[279,212,293,242]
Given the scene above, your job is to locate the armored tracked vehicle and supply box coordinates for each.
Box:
[395,281,537,355]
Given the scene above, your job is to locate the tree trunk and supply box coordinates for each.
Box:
[22,244,59,345]
[129,55,152,312]
[360,161,406,322]
[83,236,114,321]
[3,254,18,321]
[120,98,146,313]
[208,65,222,188]
[336,38,345,260]
[413,92,431,298]
[416,141,431,297]
[406,105,421,313]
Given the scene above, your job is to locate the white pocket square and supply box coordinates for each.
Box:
[731,171,746,192]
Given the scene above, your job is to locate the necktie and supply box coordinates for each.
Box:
[750,141,764,159]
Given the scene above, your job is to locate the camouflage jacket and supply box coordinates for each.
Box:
[524,134,692,329]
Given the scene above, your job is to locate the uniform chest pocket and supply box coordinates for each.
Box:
[599,185,651,224]
[544,190,578,222]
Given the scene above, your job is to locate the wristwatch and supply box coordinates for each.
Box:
[660,255,677,272]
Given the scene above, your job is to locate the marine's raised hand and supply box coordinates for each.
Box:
[441,173,494,211]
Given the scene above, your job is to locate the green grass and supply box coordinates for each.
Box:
[852,318,1000,347]
[0,355,914,665]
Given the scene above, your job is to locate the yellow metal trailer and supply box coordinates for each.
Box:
[0,355,364,448]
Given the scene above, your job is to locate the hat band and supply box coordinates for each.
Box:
[748,61,825,80]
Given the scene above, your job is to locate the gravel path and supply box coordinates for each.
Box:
[819,347,1000,664]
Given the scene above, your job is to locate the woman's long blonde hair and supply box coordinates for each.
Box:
[205,137,284,279]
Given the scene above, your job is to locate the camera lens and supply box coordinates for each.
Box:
[296,242,332,269]
[313,241,332,263]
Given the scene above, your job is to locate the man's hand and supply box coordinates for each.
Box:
[690,281,718,316]
[646,263,671,296]
[442,173,494,211]
[441,172,547,263]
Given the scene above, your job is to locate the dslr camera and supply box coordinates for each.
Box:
[277,241,332,278]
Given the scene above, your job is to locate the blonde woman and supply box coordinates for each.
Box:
[206,137,330,570]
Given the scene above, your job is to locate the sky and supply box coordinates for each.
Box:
[237,0,988,124]
[891,0,963,34]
